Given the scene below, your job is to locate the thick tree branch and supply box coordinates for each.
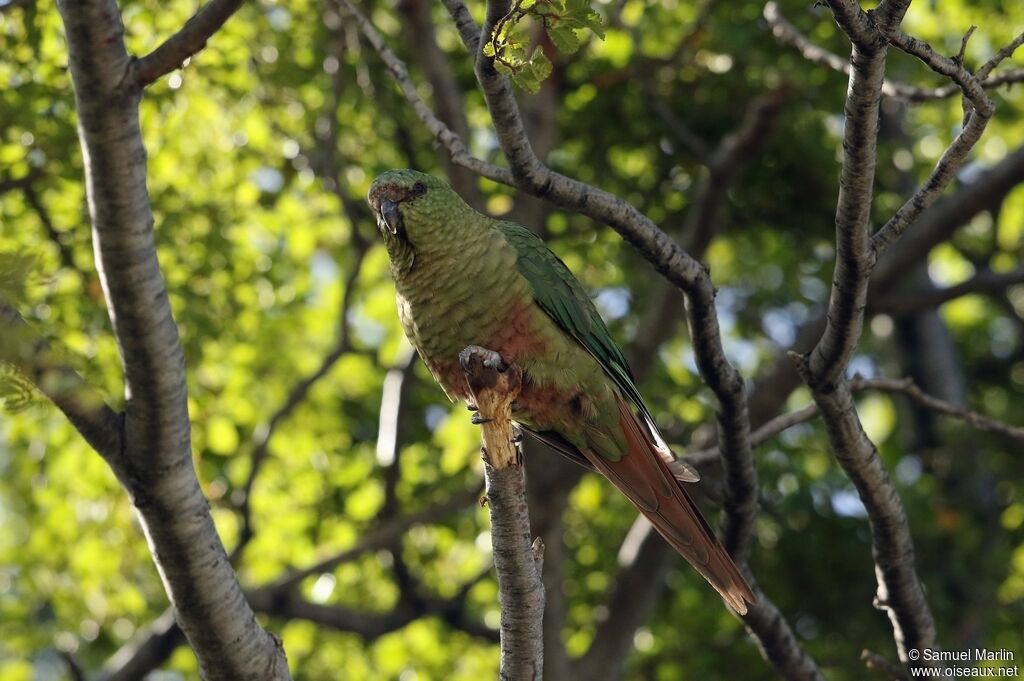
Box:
[132,0,245,87]
[55,1,289,678]
[460,345,545,680]
[803,23,885,388]
[790,18,941,658]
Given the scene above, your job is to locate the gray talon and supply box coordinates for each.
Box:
[471,413,493,425]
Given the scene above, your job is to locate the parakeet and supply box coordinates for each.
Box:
[368,169,756,614]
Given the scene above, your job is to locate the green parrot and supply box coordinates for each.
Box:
[368,169,756,614]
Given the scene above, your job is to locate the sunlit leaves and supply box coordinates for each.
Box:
[485,0,603,92]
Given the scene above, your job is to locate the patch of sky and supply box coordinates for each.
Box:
[594,286,631,321]
[831,488,868,518]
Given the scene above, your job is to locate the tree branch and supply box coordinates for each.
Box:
[851,376,1024,443]
[132,0,245,87]
[460,345,545,680]
[54,0,289,677]
[793,2,945,667]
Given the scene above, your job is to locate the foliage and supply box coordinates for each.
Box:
[484,0,603,91]
[1,0,1024,679]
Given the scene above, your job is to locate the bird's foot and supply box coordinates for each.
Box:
[466,402,479,412]
[458,345,506,373]
[471,412,493,425]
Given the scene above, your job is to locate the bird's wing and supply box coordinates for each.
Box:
[496,221,698,481]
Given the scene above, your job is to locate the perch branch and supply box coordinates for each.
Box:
[460,345,545,680]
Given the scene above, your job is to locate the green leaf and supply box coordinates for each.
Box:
[547,23,582,54]
[531,51,553,82]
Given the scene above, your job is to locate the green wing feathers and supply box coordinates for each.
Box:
[497,223,642,407]
[496,221,699,482]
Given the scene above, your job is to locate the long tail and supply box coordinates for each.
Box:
[580,396,757,615]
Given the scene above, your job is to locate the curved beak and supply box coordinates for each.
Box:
[378,198,402,235]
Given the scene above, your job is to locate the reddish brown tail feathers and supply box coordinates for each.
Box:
[582,397,757,615]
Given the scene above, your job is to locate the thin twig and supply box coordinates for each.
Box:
[851,376,1024,443]
[339,0,513,185]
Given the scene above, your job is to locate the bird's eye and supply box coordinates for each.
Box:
[412,181,427,196]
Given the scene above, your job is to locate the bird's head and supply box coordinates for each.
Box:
[367,169,457,250]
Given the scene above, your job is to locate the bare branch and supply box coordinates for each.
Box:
[802,20,886,387]
[852,376,1024,443]
[794,2,943,665]
[693,373,1024,460]
[460,345,545,680]
[977,31,1024,80]
[132,0,245,87]
[397,0,483,206]
[876,153,1024,290]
